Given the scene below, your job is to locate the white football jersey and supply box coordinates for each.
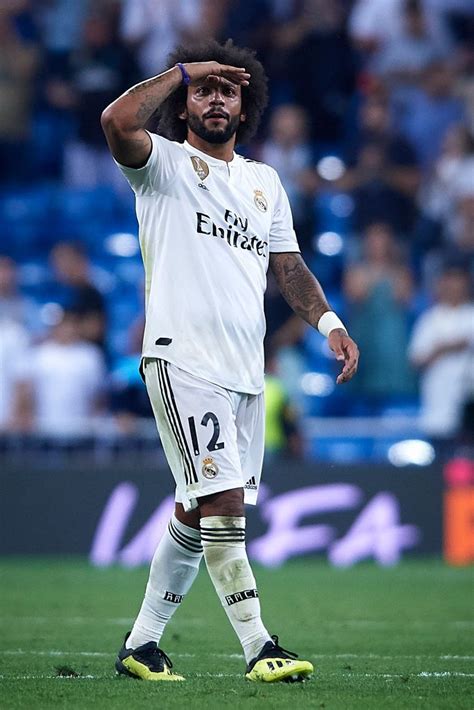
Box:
[117,133,300,394]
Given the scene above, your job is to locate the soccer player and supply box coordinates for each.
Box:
[101,39,359,683]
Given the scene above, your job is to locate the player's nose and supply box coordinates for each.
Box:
[209,89,225,104]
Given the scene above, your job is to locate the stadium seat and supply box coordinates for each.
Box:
[0,187,55,257]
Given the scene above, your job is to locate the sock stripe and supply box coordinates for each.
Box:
[169,518,201,547]
[201,536,245,544]
[200,529,245,536]
[170,526,202,552]
[168,522,203,553]
[200,532,245,539]
[200,526,246,532]
[168,526,202,553]
[168,528,201,554]
[169,520,202,550]
[160,360,198,484]
[156,360,193,486]
[170,517,201,541]
[201,528,245,537]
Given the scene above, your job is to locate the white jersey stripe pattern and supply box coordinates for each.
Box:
[155,358,192,485]
[159,360,198,484]
[167,519,202,553]
[155,359,197,485]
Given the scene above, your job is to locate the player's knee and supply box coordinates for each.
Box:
[198,487,244,517]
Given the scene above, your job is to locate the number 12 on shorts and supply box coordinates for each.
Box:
[188,412,225,455]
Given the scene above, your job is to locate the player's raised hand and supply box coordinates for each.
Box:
[182,61,251,86]
[328,330,359,384]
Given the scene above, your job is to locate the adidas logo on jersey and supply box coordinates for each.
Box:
[245,476,258,490]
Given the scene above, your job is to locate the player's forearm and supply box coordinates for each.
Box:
[101,66,182,167]
[269,252,331,328]
[101,66,182,134]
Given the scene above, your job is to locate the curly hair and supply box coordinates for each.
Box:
[154,39,269,145]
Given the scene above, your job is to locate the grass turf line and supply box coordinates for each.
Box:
[1,558,473,709]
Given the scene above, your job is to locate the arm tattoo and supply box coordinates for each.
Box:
[269,252,330,328]
[135,95,159,124]
[126,75,168,96]
[126,73,177,125]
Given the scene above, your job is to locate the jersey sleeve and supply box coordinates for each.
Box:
[269,172,300,253]
[114,132,183,196]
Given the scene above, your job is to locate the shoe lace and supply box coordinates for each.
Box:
[140,645,174,671]
[155,648,173,670]
[270,635,298,660]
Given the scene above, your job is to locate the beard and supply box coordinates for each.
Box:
[187,111,240,144]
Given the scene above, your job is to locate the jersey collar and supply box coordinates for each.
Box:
[183,140,237,168]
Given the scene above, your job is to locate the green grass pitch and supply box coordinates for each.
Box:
[1,558,473,709]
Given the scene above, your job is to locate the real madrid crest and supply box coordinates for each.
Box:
[191,156,210,181]
[202,456,219,479]
[254,189,268,212]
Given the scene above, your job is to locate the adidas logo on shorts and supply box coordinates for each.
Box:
[244,476,258,490]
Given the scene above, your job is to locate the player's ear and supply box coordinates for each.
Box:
[240,112,246,123]
[179,107,188,120]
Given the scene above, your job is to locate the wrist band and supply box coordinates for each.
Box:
[317,311,347,338]
[176,63,191,85]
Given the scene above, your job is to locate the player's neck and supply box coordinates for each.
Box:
[186,132,235,163]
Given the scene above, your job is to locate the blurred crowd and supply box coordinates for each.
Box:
[0,0,473,452]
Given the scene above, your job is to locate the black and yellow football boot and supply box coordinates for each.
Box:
[245,635,313,683]
[115,633,184,681]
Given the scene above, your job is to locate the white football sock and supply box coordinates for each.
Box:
[200,515,271,663]
[126,514,202,649]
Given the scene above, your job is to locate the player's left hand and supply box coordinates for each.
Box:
[328,329,359,384]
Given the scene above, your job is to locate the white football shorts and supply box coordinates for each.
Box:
[144,358,264,511]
